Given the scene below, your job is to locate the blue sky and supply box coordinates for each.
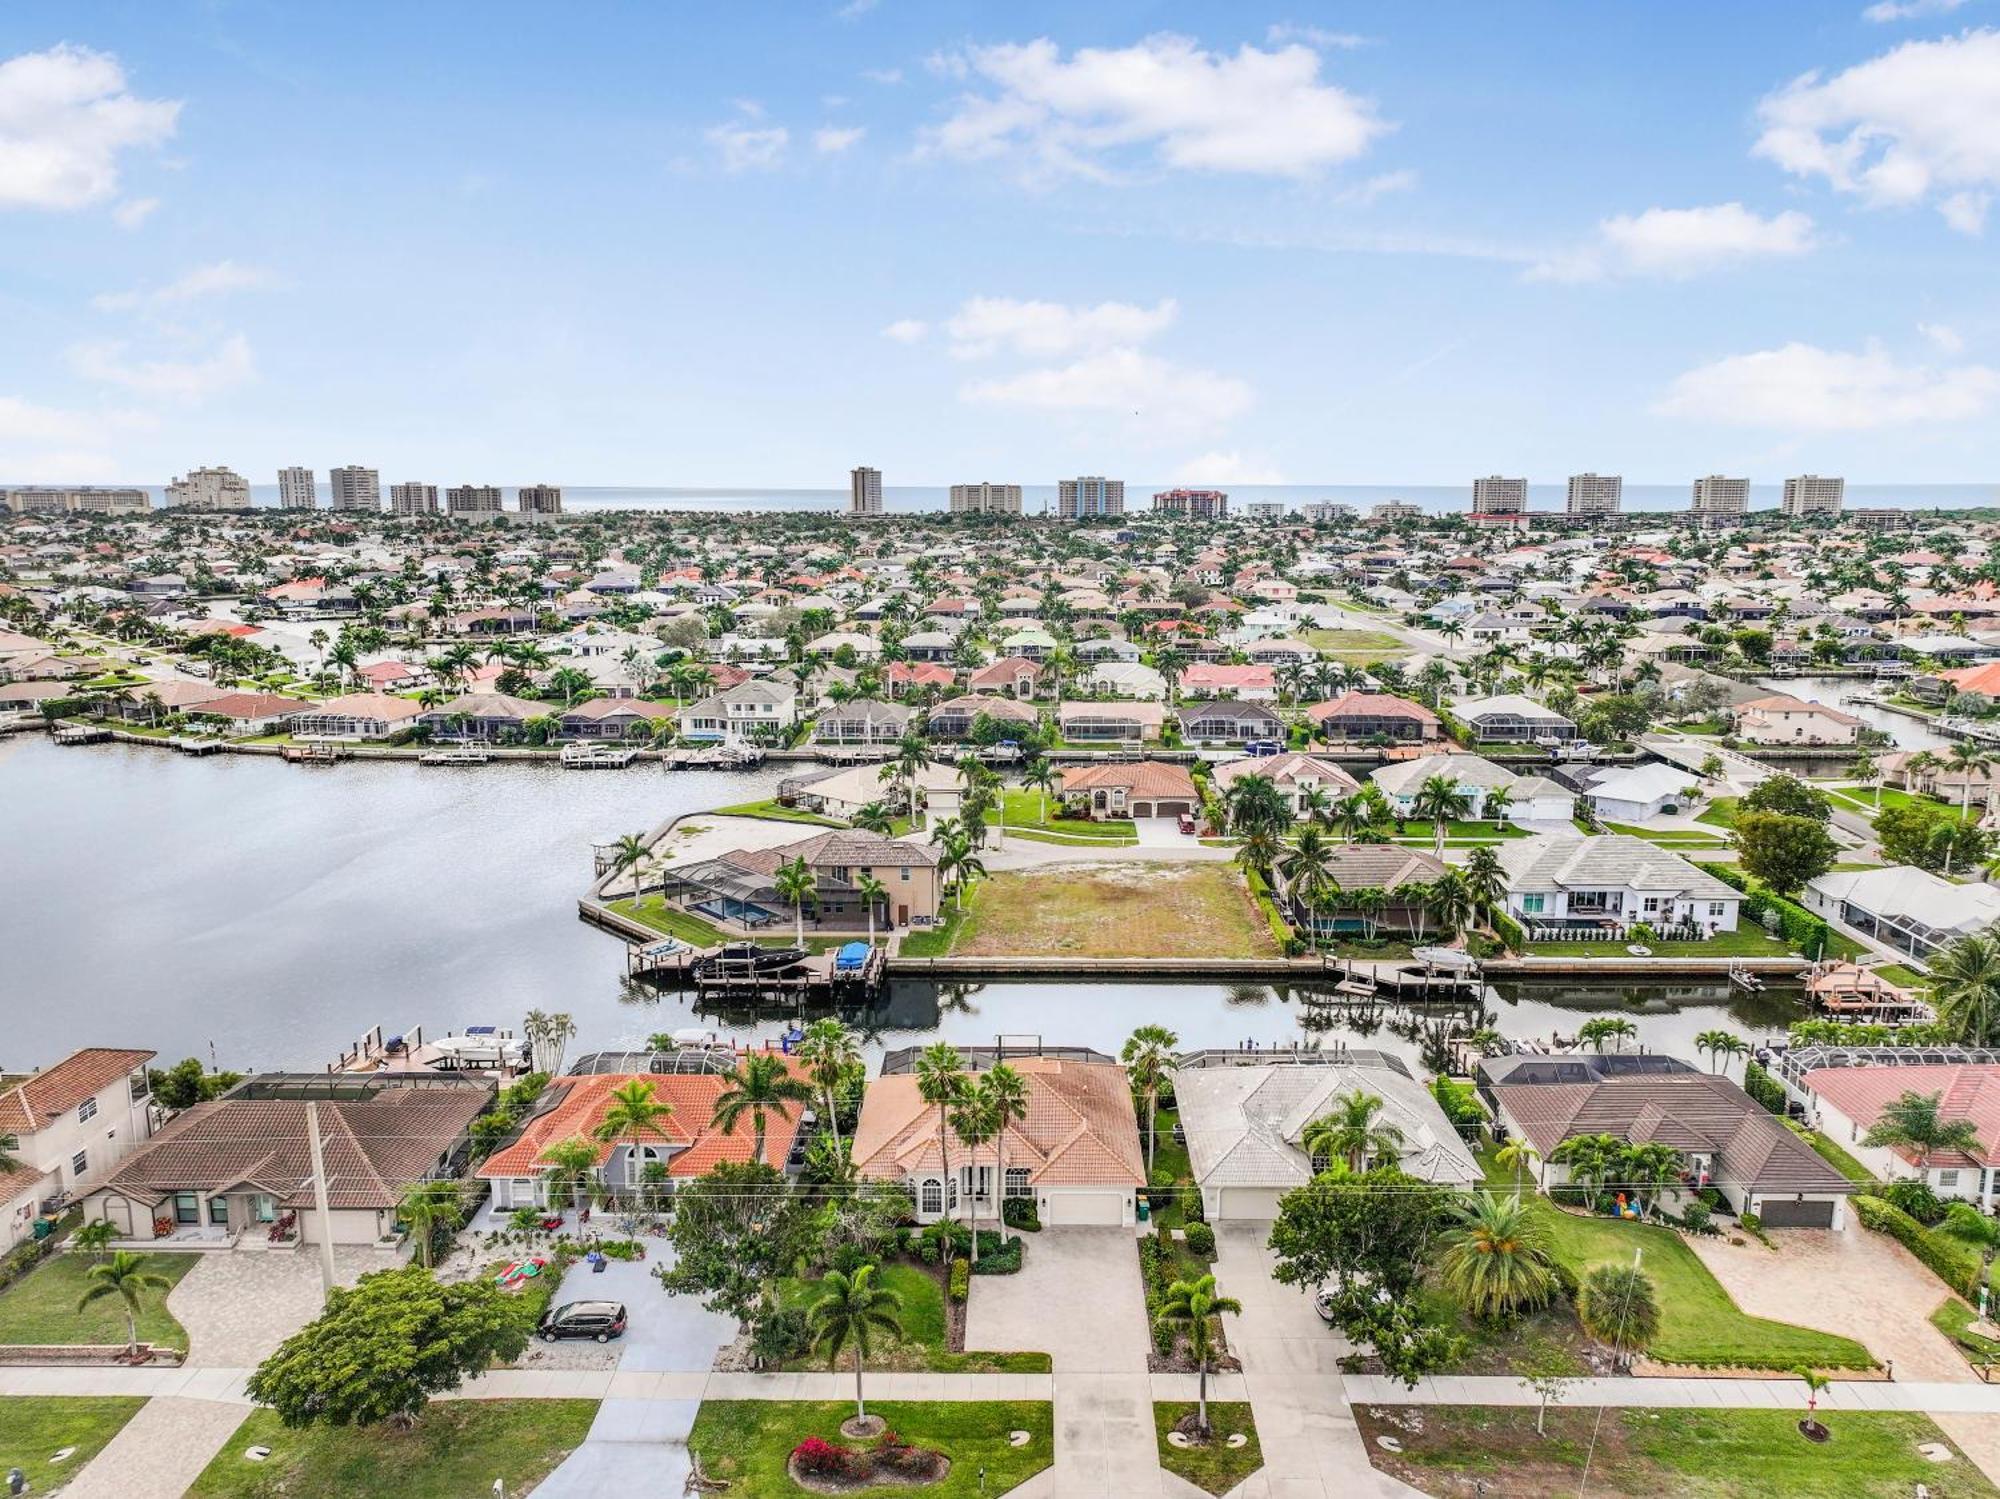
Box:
[3,1,1999,489]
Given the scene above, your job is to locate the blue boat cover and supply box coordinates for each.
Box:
[835,941,870,969]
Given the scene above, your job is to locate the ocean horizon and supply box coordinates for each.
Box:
[18,481,2000,515]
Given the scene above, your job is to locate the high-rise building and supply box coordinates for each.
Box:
[849,467,883,516]
[165,466,251,511]
[1152,488,1229,518]
[447,484,504,516]
[0,487,149,515]
[390,481,439,515]
[1470,475,1528,515]
[328,466,381,512]
[1057,476,1124,519]
[1782,474,1844,518]
[517,484,563,515]
[1245,501,1286,522]
[1371,500,1422,522]
[1690,475,1750,523]
[277,467,317,510]
[948,482,1023,515]
[1566,473,1622,516]
[1301,502,1355,523]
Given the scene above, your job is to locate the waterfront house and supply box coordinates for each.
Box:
[1454,693,1579,743]
[884,661,955,698]
[1478,1052,1854,1228]
[81,1073,491,1248]
[292,692,425,741]
[559,698,661,740]
[782,761,962,824]
[418,691,543,741]
[108,679,230,722]
[814,697,913,745]
[669,828,943,930]
[1804,866,2000,959]
[354,660,424,692]
[1181,663,1277,702]
[476,1068,807,1211]
[186,691,314,737]
[1578,763,1711,823]
[1178,699,1285,745]
[1494,833,1741,936]
[1083,661,1166,700]
[677,679,800,742]
[1211,750,1359,815]
[1798,1062,2000,1207]
[967,657,1042,698]
[1732,694,1865,746]
[1369,752,1519,819]
[1175,1052,1481,1221]
[927,693,1038,741]
[1275,844,1449,938]
[1058,760,1200,820]
[852,1055,1143,1227]
[1305,691,1441,744]
[0,1049,155,1251]
[1056,699,1165,744]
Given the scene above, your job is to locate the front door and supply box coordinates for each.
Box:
[897,904,909,925]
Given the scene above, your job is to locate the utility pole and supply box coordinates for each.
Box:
[305,1101,337,1301]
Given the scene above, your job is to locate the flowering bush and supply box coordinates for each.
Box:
[792,1436,851,1477]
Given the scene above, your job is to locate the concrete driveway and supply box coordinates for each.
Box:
[1133,817,1188,849]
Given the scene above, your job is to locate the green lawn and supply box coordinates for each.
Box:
[993,788,1135,839]
[1359,1405,1995,1497]
[1932,1296,2000,1369]
[1523,927,1796,958]
[776,1261,1050,1373]
[687,1400,1054,1497]
[606,896,849,953]
[897,900,973,957]
[1696,796,1739,831]
[1301,627,1408,663]
[188,1401,597,1498]
[1876,963,1930,989]
[0,1252,197,1350]
[1786,1123,1879,1187]
[1831,783,1972,820]
[1154,1403,1263,1496]
[1146,1104,1195,1231]
[0,1397,146,1489]
[1480,1153,1873,1370]
[1600,821,1733,847]
[712,798,848,827]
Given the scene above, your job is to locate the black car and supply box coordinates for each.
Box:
[538,1300,628,1343]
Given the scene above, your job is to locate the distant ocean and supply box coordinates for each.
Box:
[82,481,2000,515]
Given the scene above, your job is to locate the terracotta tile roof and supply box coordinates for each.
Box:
[1306,691,1441,725]
[1058,760,1199,801]
[477,1069,806,1180]
[851,1058,1143,1189]
[191,691,315,719]
[1804,1065,2000,1168]
[0,1049,154,1135]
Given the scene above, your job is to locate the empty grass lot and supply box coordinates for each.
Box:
[949,863,1281,960]
[1356,1406,1994,1498]
[1479,1153,1873,1370]
[0,1252,196,1350]
[0,1397,146,1490]
[1301,627,1409,664]
[687,1401,1054,1497]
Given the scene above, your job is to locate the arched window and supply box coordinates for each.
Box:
[920,1178,943,1215]
[1005,1168,1030,1199]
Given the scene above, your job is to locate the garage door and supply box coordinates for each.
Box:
[1042,1190,1129,1226]
[1755,1197,1836,1229]
[1219,1187,1287,1222]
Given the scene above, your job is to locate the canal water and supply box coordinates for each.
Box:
[1,735,1807,1074]
[1754,674,1952,755]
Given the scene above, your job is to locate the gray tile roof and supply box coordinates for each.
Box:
[1494,833,1740,899]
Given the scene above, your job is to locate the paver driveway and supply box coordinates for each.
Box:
[171,1244,404,1366]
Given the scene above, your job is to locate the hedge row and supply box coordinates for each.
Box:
[1243,865,1295,951]
[1852,1193,1982,1300]
[1489,908,1526,953]
[1697,862,1833,958]
[1743,1061,1787,1116]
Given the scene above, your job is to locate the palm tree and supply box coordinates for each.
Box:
[855,872,887,946]
[72,1219,117,1259]
[1225,775,1291,836]
[1412,773,1472,857]
[1947,740,1993,816]
[1461,845,1505,918]
[1550,1133,1620,1192]
[1425,869,1478,941]
[981,1064,1030,1241]
[592,1079,676,1202]
[537,1136,602,1212]
[890,728,931,826]
[1300,1091,1406,1173]
[1494,1138,1541,1192]
[1154,1273,1243,1437]
[1576,1262,1661,1350]
[77,1251,173,1354]
[1278,825,1337,917]
[1905,748,1943,794]
[1930,932,2000,1048]
[1851,747,1882,808]
[1577,1016,1637,1054]
[1694,1029,1746,1075]
[914,1042,968,1219]
[1023,757,1058,823]
[1233,827,1282,879]
[711,1053,813,1167]
[1436,1192,1558,1320]
[1795,1366,1831,1435]
[1331,792,1379,845]
[1862,1090,1983,1169]
[1121,1024,1181,1175]
[797,1018,861,1152]
[774,855,818,948]
[949,1088,997,1262]
[1938,1201,2000,1308]
[397,1179,464,1268]
[853,801,894,835]
[806,1264,905,1424]
[608,832,652,901]
[1482,783,1514,828]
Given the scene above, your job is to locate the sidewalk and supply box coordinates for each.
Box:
[1342,1373,2000,1413]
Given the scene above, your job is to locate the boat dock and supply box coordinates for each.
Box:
[662,746,766,770]
[325,1022,531,1078]
[628,937,889,1001]
[52,724,112,745]
[283,742,352,765]
[560,744,641,769]
[420,747,492,766]
[1804,961,1934,1023]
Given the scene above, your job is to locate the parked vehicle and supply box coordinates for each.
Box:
[539,1300,628,1343]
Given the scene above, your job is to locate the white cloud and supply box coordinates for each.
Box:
[706,120,788,172]
[1337,169,1417,205]
[814,125,866,154]
[944,295,1178,359]
[961,347,1253,432]
[1920,320,1967,352]
[880,318,928,344]
[920,33,1388,181]
[1175,450,1289,485]
[111,195,158,229]
[0,396,109,444]
[0,44,180,211]
[68,332,255,402]
[1532,203,1817,281]
[1755,30,2000,234]
[1863,0,1970,21]
[0,448,121,483]
[1264,24,1369,50]
[837,0,878,16]
[1655,341,2000,429]
[92,259,273,312]
[862,68,904,85]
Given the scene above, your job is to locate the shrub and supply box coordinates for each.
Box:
[1742,1062,1787,1116]
[1880,1178,1947,1226]
[1681,1202,1711,1234]
[971,1231,1024,1274]
[594,1239,642,1261]
[751,1305,809,1365]
[1183,1222,1216,1258]
[1002,1197,1041,1232]
[1697,862,1834,957]
[948,1258,970,1302]
[1853,1193,1982,1298]
[792,1437,850,1478]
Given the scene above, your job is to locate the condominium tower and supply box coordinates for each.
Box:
[1470,475,1528,515]
[1782,474,1844,518]
[389,481,439,515]
[1565,473,1622,516]
[849,467,883,516]
[1690,475,1750,523]
[1057,476,1124,519]
[1152,488,1229,518]
[0,487,149,515]
[328,466,381,512]
[948,482,1023,516]
[277,467,317,510]
[164,466,251,511]
[517,484,563,515]
[446,484,504,515]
